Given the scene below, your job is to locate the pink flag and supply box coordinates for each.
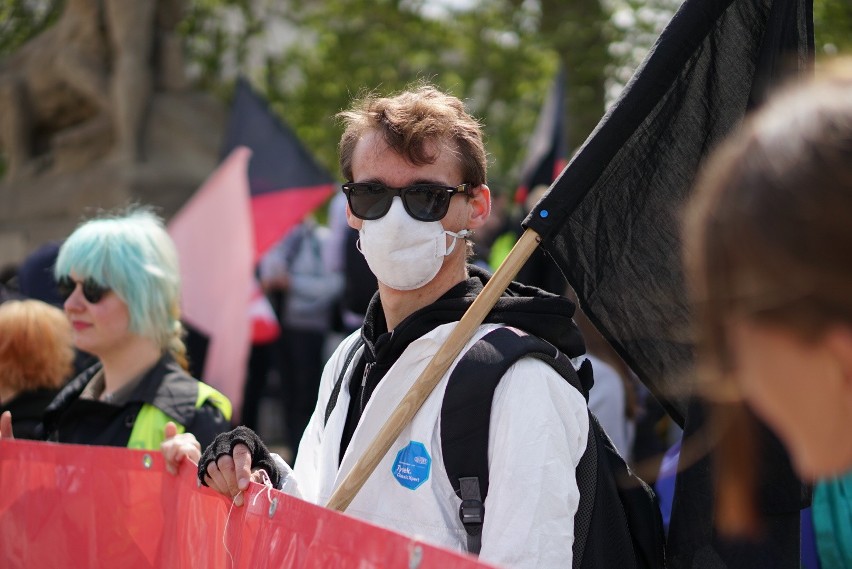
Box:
[168,147,254,416]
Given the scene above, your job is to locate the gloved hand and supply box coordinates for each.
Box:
[197,426,282,491]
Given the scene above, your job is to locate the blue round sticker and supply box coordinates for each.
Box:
[392,441,431,490]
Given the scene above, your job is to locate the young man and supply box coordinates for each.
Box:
[195,85,590,568]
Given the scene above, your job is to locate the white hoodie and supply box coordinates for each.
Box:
[275,322,589,569]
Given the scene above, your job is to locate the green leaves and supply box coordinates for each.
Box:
[0,0,62,57]
[7,0,846,196]
[179,0,560,194]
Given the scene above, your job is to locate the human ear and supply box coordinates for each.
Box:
[466,184,491,230]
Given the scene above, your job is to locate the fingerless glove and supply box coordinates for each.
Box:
[197,426,282,489]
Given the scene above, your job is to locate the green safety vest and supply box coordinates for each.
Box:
[126,383,232,450]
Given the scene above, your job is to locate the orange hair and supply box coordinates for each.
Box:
[0,300,74,392]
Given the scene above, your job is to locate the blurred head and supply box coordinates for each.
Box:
[54,208,186,362]
[0,299,74,395]
[684,62,852,480]
[17,241,63,307]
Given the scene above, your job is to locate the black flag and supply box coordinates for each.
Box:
[525,0,813,424]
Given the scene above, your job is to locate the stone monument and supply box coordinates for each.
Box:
[0,0,226,268]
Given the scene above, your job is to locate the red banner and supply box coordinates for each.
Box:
[0,440,496,569]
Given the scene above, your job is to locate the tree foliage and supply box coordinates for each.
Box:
[180,0,565,194]
[814,0,852,55]
[2,0,850,193]
[0,0,61,57]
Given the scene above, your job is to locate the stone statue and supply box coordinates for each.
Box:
[0,0,200,179]
[104,0,157,164]
[0,0,225,268]
[0,0,110,179]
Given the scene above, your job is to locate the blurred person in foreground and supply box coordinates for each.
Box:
[0,299,74,439]
[0,208,232,474]
[683,61,852,567]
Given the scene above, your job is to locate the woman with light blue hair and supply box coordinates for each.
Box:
[0,208,232,464]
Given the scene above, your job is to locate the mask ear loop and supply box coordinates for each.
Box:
[444,229,471,256]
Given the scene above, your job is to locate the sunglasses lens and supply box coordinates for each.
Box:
[57,276,75,301]
[404,186,450,221]
[82,280,108,303]
[347,184,393,220]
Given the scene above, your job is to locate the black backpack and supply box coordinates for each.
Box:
[442,327,666,569]
[325,327,666,568]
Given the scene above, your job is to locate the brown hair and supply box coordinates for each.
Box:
[683,60,852,536]
[337,84,487,186]
[0,299,74,392]
[686,62,852,376]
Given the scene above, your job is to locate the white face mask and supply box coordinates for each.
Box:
[358,197,470,291]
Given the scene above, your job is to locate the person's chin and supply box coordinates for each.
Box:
[73,337,100,356]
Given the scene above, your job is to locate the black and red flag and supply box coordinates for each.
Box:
[222,77,336,260]
[515,67,569,208]
[170,79,337,414]
[521,0,813,566]
[492,69,570,295]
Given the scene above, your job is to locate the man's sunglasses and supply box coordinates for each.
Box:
[342,182,471,222]
[57,276,111,304]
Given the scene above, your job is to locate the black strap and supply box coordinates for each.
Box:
[458,477,485,555]
[571,411,598,569]
[440,327,593,557]
[324,336,365,425]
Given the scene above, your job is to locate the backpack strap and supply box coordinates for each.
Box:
[324,336,365,426]
[572,408,598,569]
[441,326,594,559]
[458,477,485,555]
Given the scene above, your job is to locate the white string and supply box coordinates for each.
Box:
[251,470,275,507]
[222,491,242,567]
[222,472,278,566]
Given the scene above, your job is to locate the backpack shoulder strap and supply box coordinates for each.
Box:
[324,336,365,426]
[441,326,592,557]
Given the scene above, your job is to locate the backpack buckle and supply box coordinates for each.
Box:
[459,499,485,527]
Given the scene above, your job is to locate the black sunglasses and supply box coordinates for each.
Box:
[57,276,111,304]
[342,182,471,222]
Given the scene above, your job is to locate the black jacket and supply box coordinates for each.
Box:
[0,388,59,440]
[42,354,230,450]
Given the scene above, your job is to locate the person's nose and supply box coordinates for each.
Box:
[63,283,85,313]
